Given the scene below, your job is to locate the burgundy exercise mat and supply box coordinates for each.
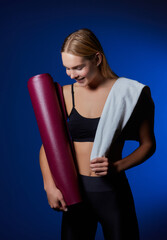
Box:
[27,73,82,206]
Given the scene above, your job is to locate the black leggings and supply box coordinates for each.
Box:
[61,172,139,240]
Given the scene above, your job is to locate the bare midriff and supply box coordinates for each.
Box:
[73,140,124,177]
[73,141,95,176]
[63,78,124,177]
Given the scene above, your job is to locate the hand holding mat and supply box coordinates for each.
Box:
[28,73,82,206]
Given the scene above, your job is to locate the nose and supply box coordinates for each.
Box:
[70,70,78,79]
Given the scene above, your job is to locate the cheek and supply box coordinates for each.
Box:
[85,66,96,78]
[81,67,92,77]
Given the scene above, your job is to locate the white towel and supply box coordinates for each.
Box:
[90,77,145,161]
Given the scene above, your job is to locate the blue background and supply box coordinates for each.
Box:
[1,0,167,239]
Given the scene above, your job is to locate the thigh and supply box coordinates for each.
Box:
[93,190,139,240]
[86,190,122,240]
[86,175,139,240]
[61,201,98,240]
[114,175,139,240]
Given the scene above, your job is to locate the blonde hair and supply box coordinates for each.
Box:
[61,28,118,79]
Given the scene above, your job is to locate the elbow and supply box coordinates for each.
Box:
[139,136,156,160]
[144,137,156,158]
[148,140,156,157]
[149,133,156,156]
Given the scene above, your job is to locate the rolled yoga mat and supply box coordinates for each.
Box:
[27,73,82,206]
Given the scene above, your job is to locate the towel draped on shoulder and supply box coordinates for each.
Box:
[90,77,155,161]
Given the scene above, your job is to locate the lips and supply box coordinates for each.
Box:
[76,77,85,81]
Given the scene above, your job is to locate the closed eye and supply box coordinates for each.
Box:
[76,66,84,70]
[64,64,85,70]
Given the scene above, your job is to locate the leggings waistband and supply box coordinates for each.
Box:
[78,172,127,192]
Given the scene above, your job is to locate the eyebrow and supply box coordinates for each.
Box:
[63,64,85,69]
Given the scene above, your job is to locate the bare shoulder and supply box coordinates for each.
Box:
[62,84,72,115]
[62,84,72,99]
[62,84,71,91]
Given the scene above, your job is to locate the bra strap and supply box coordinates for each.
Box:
[71,84,75,107]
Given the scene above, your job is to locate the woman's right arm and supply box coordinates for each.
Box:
[39,144,68,211]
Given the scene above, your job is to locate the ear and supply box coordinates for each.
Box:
[95,52,102,66]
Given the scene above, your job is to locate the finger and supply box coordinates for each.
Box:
[91,157,108,163]
[52,207,61,212]
[51,204,66,212]
[90,162,108,168]
[91,157,105,163]
[59,207,68,212]
[97,156,108,160]
[49,199,61,210]
[91,167,108,172]
[95,171,108,176]
[90,158,98,163]
[101,156,108,160]
[100,157,108,163]
[50,202,60,210]
[59,198,68,212]
[92,162,109,167]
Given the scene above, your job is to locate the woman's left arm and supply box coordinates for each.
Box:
[90,117,156,175]
[113,115,156,172]
[90,86,156,175]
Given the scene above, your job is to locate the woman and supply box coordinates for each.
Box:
[39,29,156,240]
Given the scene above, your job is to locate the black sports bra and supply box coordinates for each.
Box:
[68,84,100,142]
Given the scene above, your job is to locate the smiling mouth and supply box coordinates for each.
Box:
[76,77,85,81]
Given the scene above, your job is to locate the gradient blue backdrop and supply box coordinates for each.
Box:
[1,0,167,239]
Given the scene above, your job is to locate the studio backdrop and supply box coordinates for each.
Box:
[0,0,167,239]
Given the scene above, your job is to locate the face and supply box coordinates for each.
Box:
[61,52,100,87]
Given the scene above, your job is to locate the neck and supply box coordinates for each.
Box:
[86,74,107,90]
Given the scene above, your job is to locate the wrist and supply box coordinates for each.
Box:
[44,180,57,192]
[112,160,123,173]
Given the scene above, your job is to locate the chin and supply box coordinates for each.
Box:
[76,79,88,87]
